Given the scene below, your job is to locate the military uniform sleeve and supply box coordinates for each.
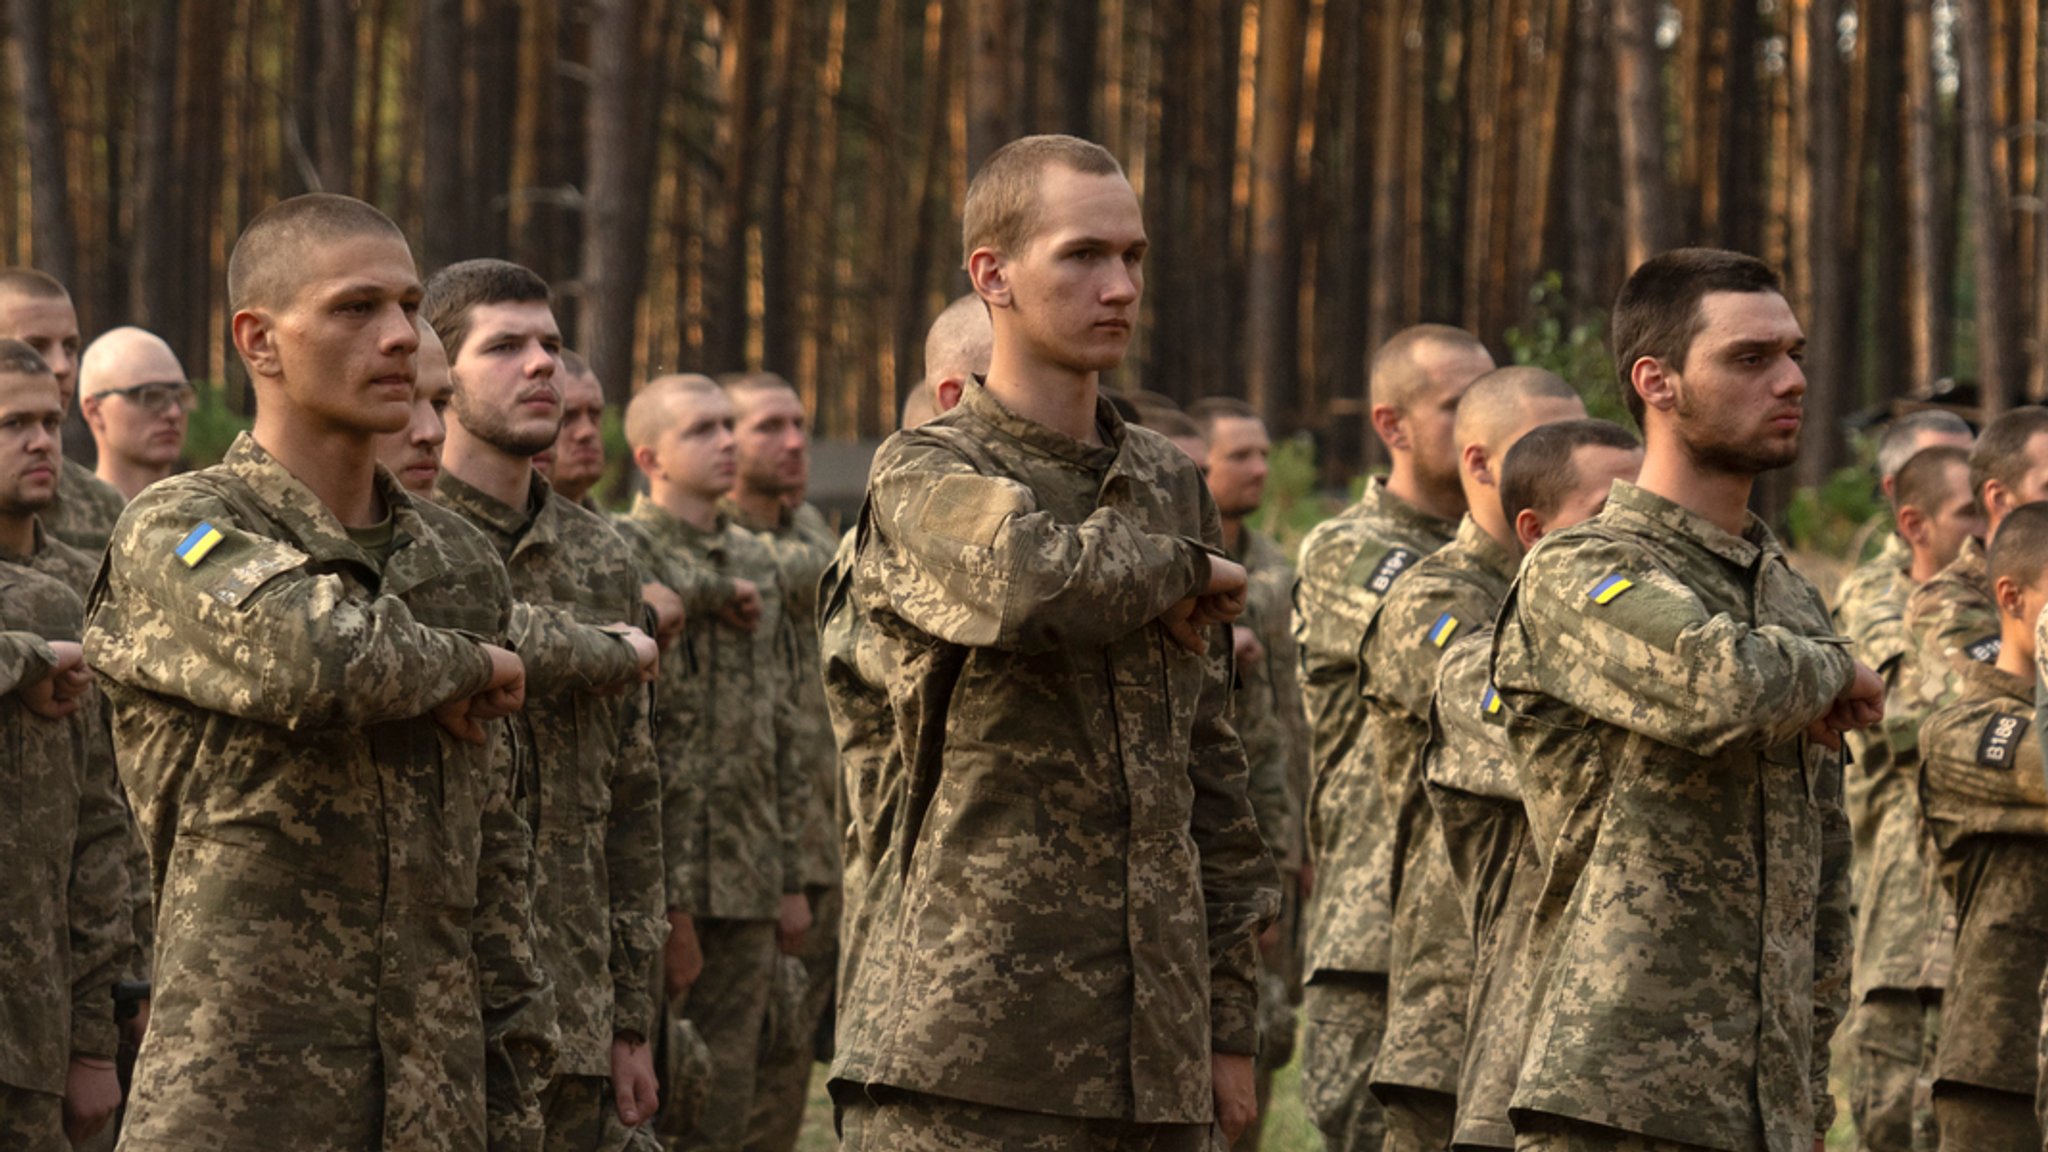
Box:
[0,629,54,697]
[866,435,1210,652]
[1361,575,1489,721]
[1507,536,1853,754]
[83,693,152,985]
[1811,754,1853,1138]
[769,590,811,896]
[476,723,557,1152]
[605,679,668,1039]
[615,518,740,617]
[1908,580,2001,699]
[65,706,135,1062]
[507,601,643,697]
[86,487,495,730]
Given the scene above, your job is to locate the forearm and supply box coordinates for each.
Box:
[605,686,668,1037]
[508,601,640,697]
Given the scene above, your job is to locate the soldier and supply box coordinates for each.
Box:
[715,370,841,1152]
[1425,417,1642,1152]
[901,292,990,428]
[0,339,135,1151]
[1916,500,2048,1150]
[613,373,810,1152]
[75,327,192,504]
[1296,323,1493,1152]
[1840,442,1981,1152]
[535,349,609,509]
[371,318,454,497]
[1490,248,1882,1152]
[827,134,1277,1151]
[0,270,126,552]
[1356,367,1585,1152]
[83,193,556,1151]
[425,258,669,1149]
[1906,405,2048,700]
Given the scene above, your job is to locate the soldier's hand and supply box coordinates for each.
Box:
[620,626,660,684]
[778,892,813,956]
[1807,661,1885,749]
[665,910,704,1000]
[642,581,687,650]
[1210,1050,1258,1145]
[1160,597,1210,655]
[62,1056,119,1144]
[470,645,527,720]
[610,1032,660,1127]
[1191,557,1250,630]
[1231,624,1264,668]
[20,641,88,721]
[720,579,764,633]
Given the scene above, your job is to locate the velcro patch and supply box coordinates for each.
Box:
[1965,635,2002,664]
[1428,612,1461,648]
[1481,684,1504,723]
[1588,574,1634,605]
[175,522,225,568]
[1978,712,2030,768]
[1363,547,1418,596]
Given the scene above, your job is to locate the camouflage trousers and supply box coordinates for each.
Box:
[836,1084,1226,1152]
[1299,973,1388,1152]
[1235,913,1304,1152]
[1931,1084,2040,1152]
[1851,989,1940,1152]
[657,918,777,1152]
[544,1073,663,1152]
[0,1081,65,1152]
[1512,1114,1722,1151]
[743,885,840,1152]
[1378,1085,1457,1152]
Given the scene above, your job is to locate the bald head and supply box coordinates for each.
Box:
[1453,366,1582,458]
[80,327,185,399]
[228,193,408,313]
[1369,324,1493,412]
[0,269,79,406]
[925,294,993,386]
[625,373,723,450]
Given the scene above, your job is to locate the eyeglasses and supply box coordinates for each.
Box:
[100,380,197,414]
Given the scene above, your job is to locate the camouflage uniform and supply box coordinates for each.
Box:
[1904,536,1998,705]
[818,529,891,1001]
[1491,481,1854,1152]
[1833,535,1949,1152]
[829,383,1278,1137]
[435,471,668,1149]
[722,498,840,1152]
[613,496,807,1152]
[45,455,126,555]
[1917,659,2048,1151]
[1294,478,1455,1152]
[1424,632,1539,1151]
[0,562,136,1152]
[84,433,556,1151]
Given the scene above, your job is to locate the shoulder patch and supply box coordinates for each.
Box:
[1587,573,1634,605]
[1977,712,2031,768]
[175,521,225,568]
[1428,612,1461,649]
[1362,546,1419,596]
[1965,635,2002,664]
[1481,684,1504,723]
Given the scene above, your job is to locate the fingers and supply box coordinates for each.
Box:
[1165,616,1208,655]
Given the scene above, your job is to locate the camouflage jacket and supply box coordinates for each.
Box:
[436,471,666,1074]
[1425,632,1540,1151]
[1905,535,1998,707]
[1295,479,1456,979]
[1491,481,1854,1151]
[1832,535,1953,996]
[84,433,555,1151]
[0,561,134,1096]
[819,527,893,1005]
[1918,659,2048,1097]
[1358,515,1510,1094]
[726,497,842,892]
[615,495,806,921]
[1234,526,1306,868]
[830,383,1278,1123]
[45,455,126,555]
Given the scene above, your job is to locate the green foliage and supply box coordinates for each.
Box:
[1785,429,1887,557]
[1503,272,1629,426]
[181,380,253,468]
[1249,434,1349,556]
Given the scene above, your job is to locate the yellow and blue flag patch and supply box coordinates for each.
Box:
[1428,612,1461,648]
[1588,574,1634,605]
[1482,685,1502,715]
[176,522,224,568]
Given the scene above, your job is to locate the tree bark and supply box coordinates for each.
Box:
[1056,0,1098,138]
[1612,0,1669,270]
[581,0,656,406]
[420,0,466,271]
[708,0,761,372]
[8,0,76,289]
[1245,0,1302,426]
[1958,0,2020,415]
[316,0,357,194]
[1793,0,1849,486]
[965,0,1014,173]
[131,0,183,345]
[469,0,520,256]
[1904,0,1941,390]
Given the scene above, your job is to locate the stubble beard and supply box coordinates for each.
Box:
[451,383,558,459]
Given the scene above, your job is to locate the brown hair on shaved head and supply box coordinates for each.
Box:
[559,347,591,378]
[624,373,721,450]
[1187,396,1259,442]
[228,194,408,313]
[1894,444,1971,516]
[718,370,797,399]
[0,268,68,304]
[1451,365,1580,452]
[963,135,1124,261]
[1988,500,2048,589]
[1610,247,1782,428]
[925,293,993,386]
[0,337,52,380]
[1499,417,1642,527]
[1370,324,1489,412]
[421,258,552,361]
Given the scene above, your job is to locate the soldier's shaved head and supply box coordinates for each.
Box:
[1894,445,1972,519]
[1968,406,2048,511]
[229,194,409,313]
[1988,501,2048,590]
[1500,418,1643,528]
[962,134,1123,259]
[0,338,52,380]
[0,268,67,305]
[925,294,993,388]
[1369,324,1491,413]
[1452,366,1581,457]
[624,373,722,450]
[79,327,184,398]
[1876,409,1973,487]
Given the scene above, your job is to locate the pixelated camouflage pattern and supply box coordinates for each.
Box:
[615,496,807,921]
[43,456,125,555]
[1425,632,1538,1151]
[829,383,1278,1124]
[1233,527,1306,871]
[1917,659,2048,1097]
[819,527,896,1016]
[1490,481,1854,1152]
[84,433,556,1151]
[0,561,133,1095]
[0,627,53,694]
[1904,536,1998,711]
[436,470,667,1074]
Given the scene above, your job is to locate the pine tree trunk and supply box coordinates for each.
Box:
[8,0,76,289]
[1958,0,2020,415]
[1245,0,1302,426]
[1612,0,1669,269]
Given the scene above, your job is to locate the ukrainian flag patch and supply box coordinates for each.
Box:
[1588,574,1634,605]
[1482,685,1502,715]
[176,522,224,568]
[1428,612,1460,648]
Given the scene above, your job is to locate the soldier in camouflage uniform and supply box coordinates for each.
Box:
[0,343,135,1151]
[536,350,611,510]
[426,259,669,1149]
[614,374,811,1152]
[77,326,193,504]
[829,135,1277,1151]
[1424,418,1641,1152]
[1835,441,1980,1152]
[714,372,842,1152]
[1915,502,2048,1151]
[372,319,455,497]
[1491,250,1879,1152]
[0,269,127,553]
[1357,369,1584,1152]
[1296,323,1493,1152]
[84,195,556,1152]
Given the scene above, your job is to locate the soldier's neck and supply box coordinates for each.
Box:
[1634,442,1753,538]
[982,348,1101,446]
[96,452,172,503]
[1384,461,1464,524]
[652,481,721,533]
[1219,516,1244,556]
[0,511,32,559]
[250,414,384,528]
[440,421,536,511]
[726,483,785,527]
[1908,546,1944,584]
[1996,633,2035,681]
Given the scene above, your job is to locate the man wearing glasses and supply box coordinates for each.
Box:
[77,328,192,505]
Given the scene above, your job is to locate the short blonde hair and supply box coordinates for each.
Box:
[624,373,720,450]
[962,135,1123,261]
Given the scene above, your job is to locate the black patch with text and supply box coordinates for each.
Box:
[1977,712,2030,769]
[1363,547,1418,596]
[1965,635,2002,663]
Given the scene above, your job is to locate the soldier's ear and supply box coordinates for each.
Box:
[631,443,662,481]
[1513,507,1545,551]
[232,308,283,380]
[1631,356,1677,415]
[1370,403,1409,454]
[968,248,1011,309]
[1896,503,1930,549]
